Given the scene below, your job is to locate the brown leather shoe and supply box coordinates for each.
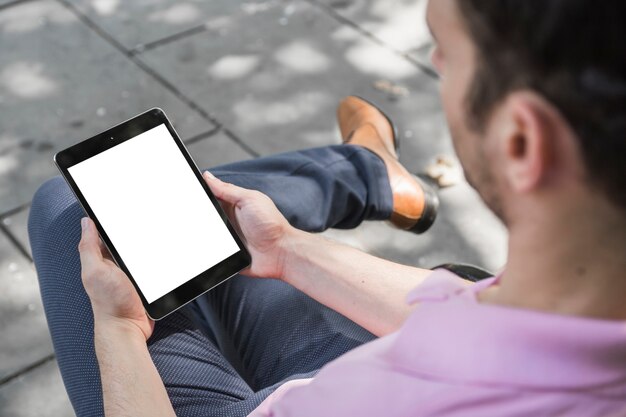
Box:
[337,96,439,233]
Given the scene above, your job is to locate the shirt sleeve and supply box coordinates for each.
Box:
[406,269,497,305]
[248,270,499,417]
[248,379,313,417]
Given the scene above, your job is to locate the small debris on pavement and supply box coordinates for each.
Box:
[424,155,463,188]
[373,80,409,98]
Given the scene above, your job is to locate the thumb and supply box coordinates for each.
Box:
[78,217,103,274]
[203,171,251,206]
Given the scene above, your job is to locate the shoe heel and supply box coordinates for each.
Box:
[408,175,440,234]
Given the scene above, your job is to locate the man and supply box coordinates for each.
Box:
[29,0,626,416]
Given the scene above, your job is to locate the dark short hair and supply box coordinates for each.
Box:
[456,0,626,210]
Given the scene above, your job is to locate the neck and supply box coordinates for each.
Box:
[481,197,626,320]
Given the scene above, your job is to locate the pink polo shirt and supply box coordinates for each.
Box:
[249,270,626,416]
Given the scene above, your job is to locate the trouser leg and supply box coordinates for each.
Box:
[29,145,393,416]
[192,145,391,390]
[196,275,378,392]
[207,145,392,231]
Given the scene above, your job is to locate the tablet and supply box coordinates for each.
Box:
[54,108,251,320]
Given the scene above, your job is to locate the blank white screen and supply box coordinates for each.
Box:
[69,124,240,303]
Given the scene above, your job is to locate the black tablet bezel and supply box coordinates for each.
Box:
[54,108,251,320]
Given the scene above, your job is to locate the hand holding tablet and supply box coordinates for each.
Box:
[55,109,252,320]
[78,217,154,338]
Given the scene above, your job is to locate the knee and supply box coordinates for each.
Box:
[30,176,73,219]
[29,176,82,248]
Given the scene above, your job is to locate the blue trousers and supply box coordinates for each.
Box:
[29,145,394,417]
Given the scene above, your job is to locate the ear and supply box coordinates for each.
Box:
[500,92,558,193]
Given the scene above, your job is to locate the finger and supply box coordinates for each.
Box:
[203,171,251,205]
[78,217,104,274]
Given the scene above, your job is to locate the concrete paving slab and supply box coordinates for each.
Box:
[139,0,448,174]
[0,0,19,8]
[322,182,508,273]
[0,231,54,383]
[316,0,433,65]
[187,130,253,170]
[2,207,31,258]
[0,0,216,214]
[0,359,74,417]
[406,41,435,73]
[65,0,276,50]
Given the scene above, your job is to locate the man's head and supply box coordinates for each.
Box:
[426,0,626,227]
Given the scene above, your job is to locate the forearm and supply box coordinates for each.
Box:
[94,318,175,417]
[280,230,433,337]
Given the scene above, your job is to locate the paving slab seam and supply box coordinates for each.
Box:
[183,126,259,159]
[403,53,438,79]
[183,126,222,145]
[0,353,55,387]
[303,0,439,79]
[0,220,32,262]
[221,128,260,158]
[0,0,35,12]
[129,24,210,57]
[53,0,246,150]
[0,202,30,220]
[128,0,285,56]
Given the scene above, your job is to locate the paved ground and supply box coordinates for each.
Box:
[0,0,507,415]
